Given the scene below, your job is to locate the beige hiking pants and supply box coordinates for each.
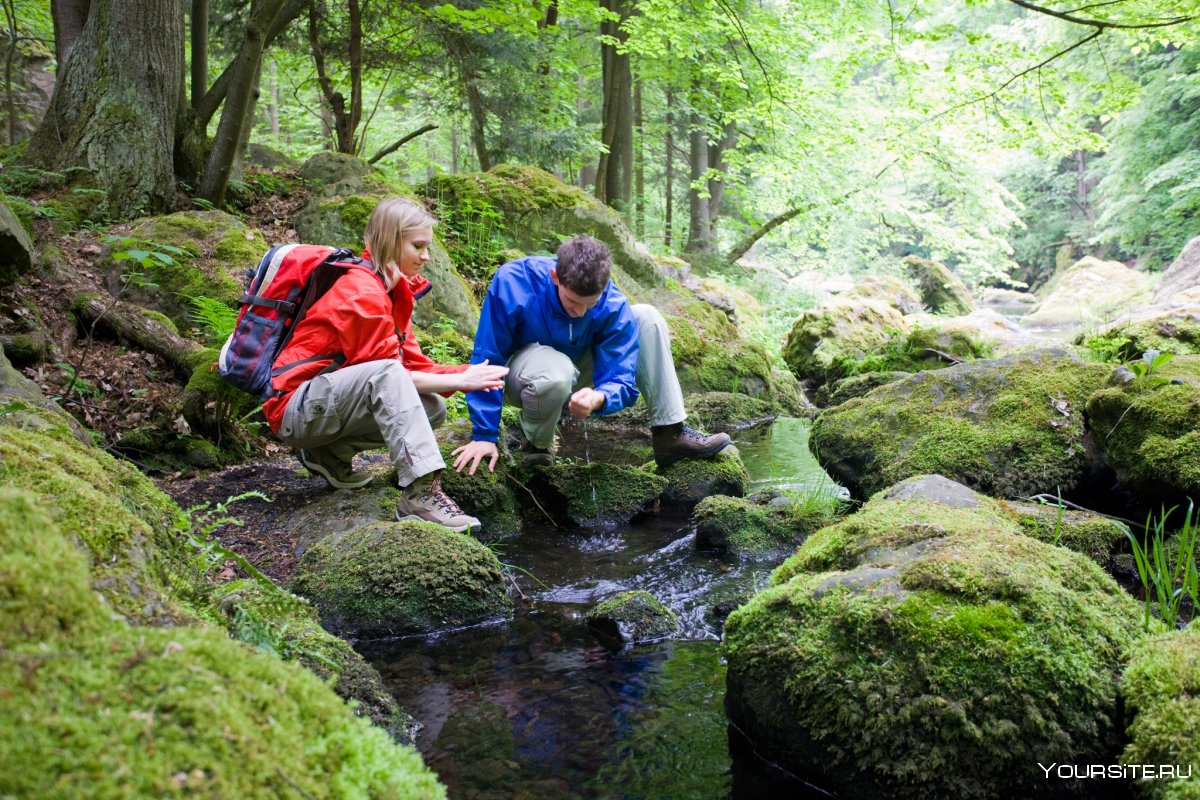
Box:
[276,360,446,487]
[504,304,687,448]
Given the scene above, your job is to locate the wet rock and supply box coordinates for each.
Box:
[903,256,975,315]
[723,479,1147,799]
[586,590,679,646]
[537,462,667,528]
[782,295,908,388]
[290,520,512,638]
[653,447,749,505]
[810,348,1111,501]
[1085,354,1200,509]
[694,490,834,558]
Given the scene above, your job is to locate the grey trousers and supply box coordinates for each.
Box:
[504,304,687,448]
[277,360,446,487]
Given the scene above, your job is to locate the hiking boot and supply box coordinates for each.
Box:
[651,423,732,468]
[395,475,481,534]
[298,449,373,490]
[518,436,558,467]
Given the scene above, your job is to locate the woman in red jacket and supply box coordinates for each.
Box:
[262,198,507,533]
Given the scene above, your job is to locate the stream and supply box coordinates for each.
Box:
[360,418,842,799]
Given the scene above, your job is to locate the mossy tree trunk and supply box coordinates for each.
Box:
[685,106,713,254]
[27,0,184,218]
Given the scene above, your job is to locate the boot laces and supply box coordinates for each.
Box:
[681,425,709,442]
[424,479,464,515]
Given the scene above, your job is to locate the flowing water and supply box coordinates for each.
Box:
[362,417,841,799]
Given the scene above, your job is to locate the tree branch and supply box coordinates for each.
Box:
[367,123,438,164]
[1005,0,1192,29]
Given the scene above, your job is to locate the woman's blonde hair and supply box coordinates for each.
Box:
[364,198,437,289]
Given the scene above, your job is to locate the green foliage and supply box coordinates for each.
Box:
[1127,501,1200,632]
[1126,348,1176,383]
[103,234,188,270]
[190,295,238,342]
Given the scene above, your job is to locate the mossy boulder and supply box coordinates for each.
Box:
[823,322,993,388]
[782,295,909,388]
[112,210,267,329]
[843,274,924,314]
[651,447,749,505]
[537,462,668,528]
[0,192,35,287]
[663,298,776,397]
[179,347,260,451]
[586,589,680,645]
[681,391,777,432]
[0,358,445,794]
[298,151,380,195]
[1024,256,1155,328]
[1085,355,1200,507]
[819,370,911,407]
[435,418,520,535]
[810,348,1110,501]
[723,474,1150,799]
[290,520,512,638]
[1002,500,1132,567]
[694,491,831,558]
[1121,626,1200,799]
[904,256,975,315]
[245,142,299,171]
[1078,307,1200,363]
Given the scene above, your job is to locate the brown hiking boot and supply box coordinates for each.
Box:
[518,436,558,467]
[298,449,373,490]
[395,474,481,534]
[651,423,732,468]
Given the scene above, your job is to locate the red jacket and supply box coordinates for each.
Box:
[262,250,467,433]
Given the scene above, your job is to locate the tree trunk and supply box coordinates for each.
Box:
[464,75,491,171]
[664,84,674,249]
[190,0,207,107]
[309,0,363,155]
[51,0,89,68]
[28,0,184,218]
[198,0,305,206]
[594,0,633,213]
[3,0,17,146]
[706,121,735,232]
[685,111,713,254]
[634,77,644,240]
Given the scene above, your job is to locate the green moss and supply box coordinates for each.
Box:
[179,347,259,450]
[1001,500,1131,566]
[653,448,749,504]
[694,493,828,557]
[1121,627,1200,799]
[1086,356,1200,504]
[904,256,975,315]
[586,590,679,642]
[541,463,668,526]
[724,489,1149,799]
[436,421,521,535]
[339,194,381,235]
[783,296,909,387]
[1079,313,1200,363]
[289,520,512,637]
[139,307,179,333]
[811,349,1110,500]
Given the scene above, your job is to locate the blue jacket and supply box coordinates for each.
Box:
[467,256,639,442]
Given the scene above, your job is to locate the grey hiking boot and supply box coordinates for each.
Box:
[651,423,732,468]
[298,449,373,490]
[395,475,481,534]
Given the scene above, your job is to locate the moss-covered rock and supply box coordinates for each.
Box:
[1001,500,1132,568]
[1024,256,1155,328]
[538,462,668,528]
[290,520,512,638]
[299,151,380,194]
[435,418,520,536]
[723,475,1150,799]
[245,142,299,171]
[843,274,924,314]
[663,299,775,397]
[179,347,260,453]
[825,322,993,386]
[1121,626,1200,800]
[0,191,35,287]
[651,447,748,505]
[679,391,776,432]
[820,370,912,407]
[904,256,975,315]
[1085,355,1200,506]
[586,589,680,645]
[694,491,832,558]
[110,210,267,329]
[0,361,445,795]
[811,348,1110,501]
[782,295,909,388]
[1078,307,1200,363]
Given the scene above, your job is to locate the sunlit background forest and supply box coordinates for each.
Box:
[3,0,1199,347]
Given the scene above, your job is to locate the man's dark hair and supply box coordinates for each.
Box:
[555,236,612,296]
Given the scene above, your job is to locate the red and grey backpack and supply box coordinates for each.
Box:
[217,244,381,399]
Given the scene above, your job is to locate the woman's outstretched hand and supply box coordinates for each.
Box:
[458,359,508,392]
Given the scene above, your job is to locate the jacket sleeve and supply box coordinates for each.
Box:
[589,299,640,415]
[332,286,401,364]
[467,267,521,442]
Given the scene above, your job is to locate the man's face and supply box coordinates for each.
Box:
[551,269,603,318]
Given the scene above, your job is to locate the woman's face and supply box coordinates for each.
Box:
[398,226,433,276]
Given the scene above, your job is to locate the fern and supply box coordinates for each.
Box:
[191,295,238,341]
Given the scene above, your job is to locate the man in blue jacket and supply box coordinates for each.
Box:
[451,235,731,474]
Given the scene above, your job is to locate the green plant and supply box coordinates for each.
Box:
[1126,349,1175,384]
[190,295,238,342]
[103,235,188,270]
[1127,500,1200,631]
[180,491,271,573]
